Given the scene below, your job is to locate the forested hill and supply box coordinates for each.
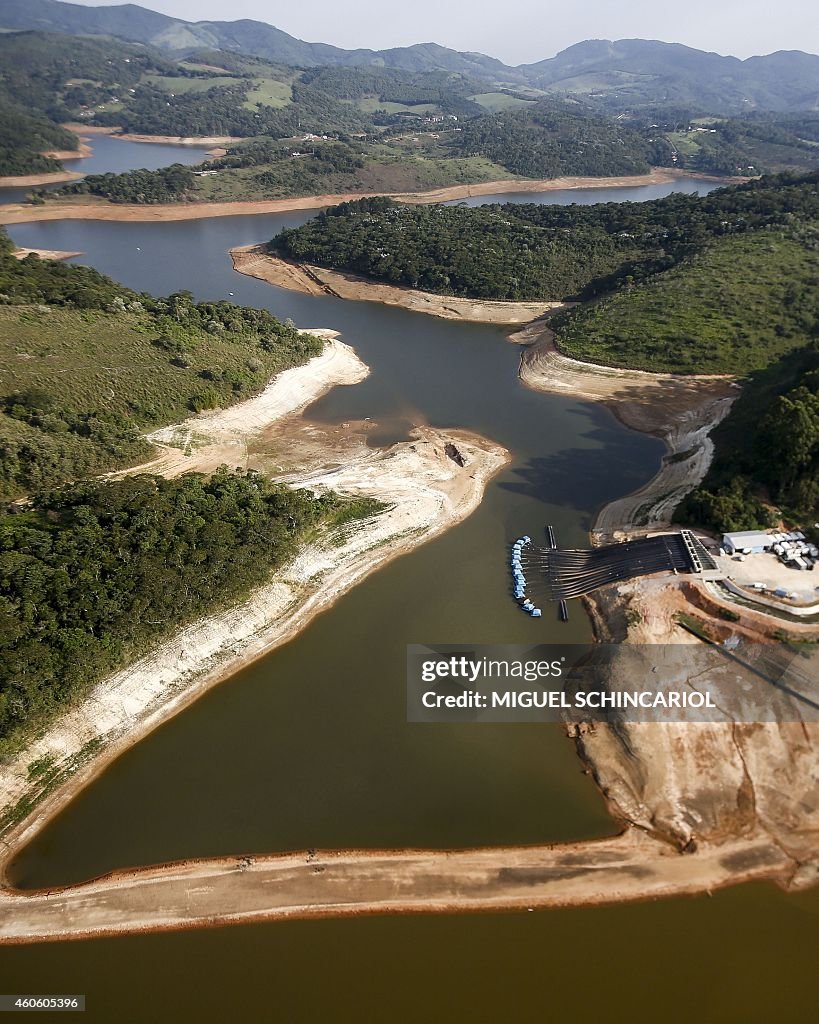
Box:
[270,171,819,307]
[0,230,322,497]
[0,236,383,758]
[270,170,819,530]
[4,1,819,114]
[679,345,819,531]
[448,104,658,178]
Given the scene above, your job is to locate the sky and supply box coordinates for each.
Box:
[68,0,817,64]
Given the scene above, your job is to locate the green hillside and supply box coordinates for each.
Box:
[0,233,322,497]
[270,172,819,308]
[554,231,818,373]
[5,1,819,114]
[679,346,819,529]
[0,236,387,755]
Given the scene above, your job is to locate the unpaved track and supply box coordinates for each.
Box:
[0,829,796,944]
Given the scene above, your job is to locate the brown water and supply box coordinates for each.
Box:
[4,180,816,1022]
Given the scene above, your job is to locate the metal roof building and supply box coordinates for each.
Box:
[722,531,774,555]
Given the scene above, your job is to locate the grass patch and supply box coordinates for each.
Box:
[469,92,536,112]
[242,78,293,110]
[0,305,311,429]
[143,74,240,94]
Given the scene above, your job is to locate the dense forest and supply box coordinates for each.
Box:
[0,238,384,754]
[54,163,197,203]
[447,104,658,178]
[270,171,819,303]
[0,471,378,756]
[679,346,819,530]
[0,233,322,496]
[0,105,78,176]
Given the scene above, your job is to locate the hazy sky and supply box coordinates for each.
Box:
[70,0,817,64]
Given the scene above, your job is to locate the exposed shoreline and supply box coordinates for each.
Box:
[13,247,83,262]
[0,333,509,895]
[2,214,814,942]
[0,828,801,945]
[0,169,84,188]
[40,142,93,162]
[514,323,819,899]
[511,320,737,539]
[0,168,733,225]
[231,245,570,324]
[116,133,242,146]
[0,128,230,190]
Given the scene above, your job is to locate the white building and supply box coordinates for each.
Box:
[722,531,774,555]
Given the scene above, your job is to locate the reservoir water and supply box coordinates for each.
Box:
[3,177,816,1022]
[0,135,212,206]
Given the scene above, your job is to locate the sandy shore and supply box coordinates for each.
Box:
[0,170,84,188]
[232,245,569,324]
[0,333,508,885]
[60,124,120,136]
[40,142,93,162]
[0,828,799,944]
[512,321,737,539]
[116,133,241,146]
[0,129,229,190]
[13,247,83,262]
[0,168,731,225]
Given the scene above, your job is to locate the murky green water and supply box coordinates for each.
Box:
[4,179,815,1022]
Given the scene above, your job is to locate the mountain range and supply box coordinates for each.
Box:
[3,0,819,111]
